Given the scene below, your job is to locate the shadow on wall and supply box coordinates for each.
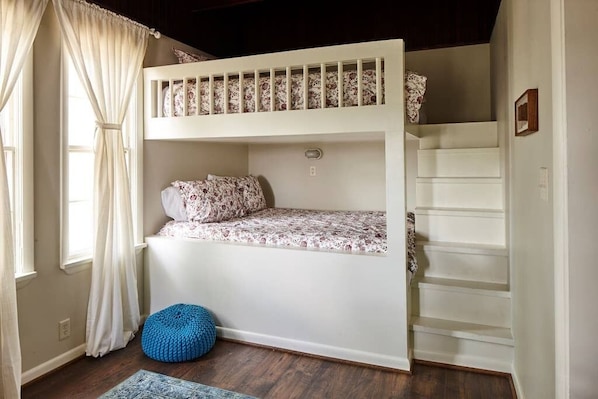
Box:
[257,176,274,207]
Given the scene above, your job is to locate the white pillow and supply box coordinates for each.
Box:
[160,186,187,221]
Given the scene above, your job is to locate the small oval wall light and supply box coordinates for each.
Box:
[305,148,323,160]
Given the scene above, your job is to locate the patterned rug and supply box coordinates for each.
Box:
[99,369,258,398]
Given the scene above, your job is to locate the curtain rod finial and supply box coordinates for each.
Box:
[149,29,161,39]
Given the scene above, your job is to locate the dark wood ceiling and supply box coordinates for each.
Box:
[90,0,502,58]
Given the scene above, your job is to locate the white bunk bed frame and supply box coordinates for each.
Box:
[143,39,412,371]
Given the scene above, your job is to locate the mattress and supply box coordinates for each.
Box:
[162,70,426,123]
[157,207,418,273]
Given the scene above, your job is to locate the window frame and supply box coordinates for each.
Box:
[1,52,35,284]
[60,48,144,274]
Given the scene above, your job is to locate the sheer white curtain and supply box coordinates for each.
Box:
[52,0,149,357]
[0,1,48,396]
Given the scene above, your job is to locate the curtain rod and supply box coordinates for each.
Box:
[70,0,161,39]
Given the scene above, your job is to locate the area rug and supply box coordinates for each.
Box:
[99,369,258,398]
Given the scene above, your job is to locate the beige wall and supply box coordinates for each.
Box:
[563,1,598,397]
[143,141,248,237]
[18,5,92,373]
[492,0,555,398]
[406,44,491,124]
[248,141,387,211]
[16,9,228,375]
[143,35,214,68]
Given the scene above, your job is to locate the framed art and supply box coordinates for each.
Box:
[515,88,538,136]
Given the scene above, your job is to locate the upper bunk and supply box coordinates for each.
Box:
[143,39,424,142]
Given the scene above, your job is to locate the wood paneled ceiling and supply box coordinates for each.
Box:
[90,0,502,58]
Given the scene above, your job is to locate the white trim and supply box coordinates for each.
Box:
[217,326,411,371]
[62,243,146,274]
[411,348,512,374]
[21,344,86,386]
[551,0,570,397]
[15,271,37,289]
[511,363,525,399]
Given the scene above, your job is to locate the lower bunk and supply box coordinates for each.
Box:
[144,207,415,370]
[144,235,411,370]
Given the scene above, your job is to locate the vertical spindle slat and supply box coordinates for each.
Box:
[337,62,343,107]
[270,68,275,112]
[286,66,291,111]
[195,76,200,116]
[209,75,214,115]
[357,59,363,107]
[224,74,229,114]
[376,58,382,105]
[183,78,188,116]
[320,64,326,109]
[254,70,260,113]
[239,72,245,113]
[303,65,309,110]
[169,79,174,116]
[157,80,163,117]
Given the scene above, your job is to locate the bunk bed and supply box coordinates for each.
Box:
[143,39,420,371]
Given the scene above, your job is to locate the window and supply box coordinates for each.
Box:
[61,51,142,271]
[0,53,34,281]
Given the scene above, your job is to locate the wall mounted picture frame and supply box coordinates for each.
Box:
[515,88,538,136]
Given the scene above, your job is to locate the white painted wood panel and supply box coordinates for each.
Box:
[417,121,498,149]
[412,284,511,328]
[416,177,503,209]
[417,148,500,177]
[416,245,508,284]
[415,208,506,245]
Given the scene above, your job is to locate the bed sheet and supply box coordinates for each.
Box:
[162,70,426,123]
[157,207,418,273]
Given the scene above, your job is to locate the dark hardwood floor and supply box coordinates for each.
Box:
[22,332,516,399]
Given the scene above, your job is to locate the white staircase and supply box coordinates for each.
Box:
[410,122,513,373]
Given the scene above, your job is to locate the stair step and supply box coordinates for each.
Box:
[411,316,514,346]
[414,277,510,297]
[417,122,498,150]
[416,240,507,256]
[414,208,505,246]
[417,147,500,178]
[415,241,508,283]
[416,177,503,209]
[412,278,511,327]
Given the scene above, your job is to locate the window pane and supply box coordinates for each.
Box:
[68,200,93,256]
[3,150,14,213]
[67,99,95,146]
[68,151,93,202]
[0,111,14,147]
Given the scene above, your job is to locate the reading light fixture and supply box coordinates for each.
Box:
[305,148,323,160]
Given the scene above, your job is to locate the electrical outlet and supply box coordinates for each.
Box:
[309,166,316,176]
[59,318,71,341]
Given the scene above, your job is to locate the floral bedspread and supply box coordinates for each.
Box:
[162,70,426,123]
[157,208,418,273]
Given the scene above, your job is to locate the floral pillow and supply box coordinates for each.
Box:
[405,70,427,124]
[235,175,267,213]
[172,47,211,64]
[207,174,267,213]
[172,179,245,223]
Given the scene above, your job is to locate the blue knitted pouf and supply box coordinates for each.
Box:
[141,303,216,362]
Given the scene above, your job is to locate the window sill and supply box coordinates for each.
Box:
[16,271,38,289]
[61,243,148,275]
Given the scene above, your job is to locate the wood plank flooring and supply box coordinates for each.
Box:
[22,333,516,398]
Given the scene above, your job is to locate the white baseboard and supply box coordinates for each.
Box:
[21,344,86,386]
[217,326,411,371]
[412,348,512,374]
[511,364,524,399]
[22,318,149,387]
